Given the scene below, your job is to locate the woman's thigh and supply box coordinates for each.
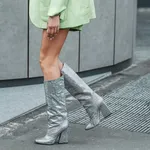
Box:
[40,29,69,62]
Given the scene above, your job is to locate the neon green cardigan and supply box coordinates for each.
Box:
[29,0,96,30]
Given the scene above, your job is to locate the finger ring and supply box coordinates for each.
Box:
[48,35,54,39]
[49,35,54,38]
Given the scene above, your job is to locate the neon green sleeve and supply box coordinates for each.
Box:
[48,0,68,17]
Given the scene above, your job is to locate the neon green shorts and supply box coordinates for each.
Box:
[69,25,83,31]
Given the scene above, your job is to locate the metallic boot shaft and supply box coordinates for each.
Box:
[61,63,111,130]
[35,75,69,145]
[44,76,68,126]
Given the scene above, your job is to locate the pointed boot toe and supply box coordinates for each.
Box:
[35,135,57,145]
[85,122,99,130]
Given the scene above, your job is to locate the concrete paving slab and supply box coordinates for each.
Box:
[1,124,150,150]
[0,84,45,124]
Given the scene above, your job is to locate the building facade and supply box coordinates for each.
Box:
[0,0,137,81]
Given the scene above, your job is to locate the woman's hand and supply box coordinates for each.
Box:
[47,15,60,40]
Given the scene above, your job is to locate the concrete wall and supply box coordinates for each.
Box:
[114,0,136,64]
[80,0,115,71]
[0,0,137,80]
[0,0,28,80]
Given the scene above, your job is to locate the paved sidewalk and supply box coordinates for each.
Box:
[1,124,150,150]
[1,59,150,150]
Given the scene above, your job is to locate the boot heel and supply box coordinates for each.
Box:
[58,128,68,144]
[100,102,112,118]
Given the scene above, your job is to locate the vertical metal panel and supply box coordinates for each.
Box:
[59,32,79,72]
[80,0,115,72]
[114,0,135,64]
[133,0,137,52]
[0,0,28,80]
[29,20,42,78]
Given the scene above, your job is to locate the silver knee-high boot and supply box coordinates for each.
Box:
[35,75,69,145]
[60,63,111,130]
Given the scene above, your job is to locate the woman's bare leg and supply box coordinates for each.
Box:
[39,29,69,81]
[35,29,69,145]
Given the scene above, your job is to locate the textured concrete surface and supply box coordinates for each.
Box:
[1,124,150,150]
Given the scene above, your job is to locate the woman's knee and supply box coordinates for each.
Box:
[39,44,51,68]
[40,58,51,70]
[40,58,59,74]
